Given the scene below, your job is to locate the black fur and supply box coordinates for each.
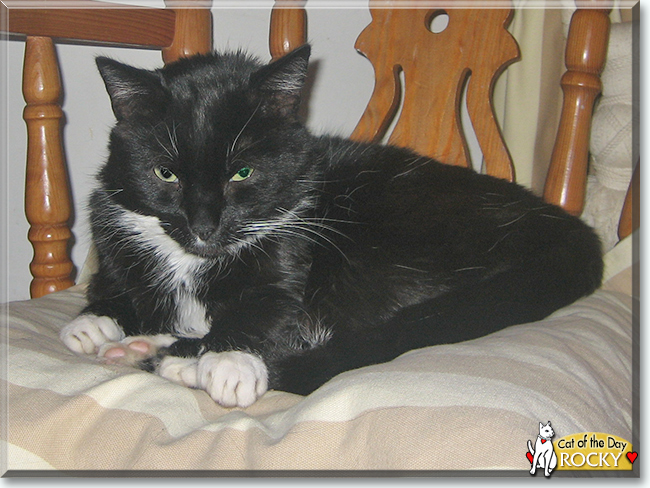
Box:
[83,45,603,395]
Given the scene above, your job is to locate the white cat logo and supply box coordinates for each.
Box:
[527,421,558,477]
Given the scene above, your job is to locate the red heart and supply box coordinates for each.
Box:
[626,452,638,464]
[541,439,546,443]
[526,452,534,464]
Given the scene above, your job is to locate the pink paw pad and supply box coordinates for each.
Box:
[102,340,151,362]
[127,340,151,354]
[98,334,177,367]
[102,346,126,359]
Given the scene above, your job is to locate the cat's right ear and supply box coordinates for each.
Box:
[96,57,166,121]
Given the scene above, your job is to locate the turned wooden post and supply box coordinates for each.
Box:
[543,3,611,215]
[270,0,307,60]
[162,0,212,64]
[23,37,74,298]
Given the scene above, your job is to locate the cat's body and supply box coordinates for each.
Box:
[61,46,603,407]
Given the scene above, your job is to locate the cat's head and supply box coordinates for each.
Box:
[95,46,317,257]
[539,421,554,439]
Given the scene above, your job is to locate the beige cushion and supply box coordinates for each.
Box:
[3,235,635,471]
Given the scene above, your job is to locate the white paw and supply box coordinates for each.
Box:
[98,334,178,367]
[60,314,125,354]
[197,351,268,408]
[157,356,199,387]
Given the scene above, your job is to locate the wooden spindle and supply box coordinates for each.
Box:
[270,0,307,60]
[162,1,212,63]
[23,37,74,298]
[543,4,611,215]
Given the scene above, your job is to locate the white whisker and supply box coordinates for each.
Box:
[240,207,353,265]
[166,120,180,158]
[230,101,262,158]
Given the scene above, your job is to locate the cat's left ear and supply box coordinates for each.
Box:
[249,44,310,118]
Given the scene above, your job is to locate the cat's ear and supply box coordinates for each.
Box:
[96,57,167,121]
[249,44,310,118]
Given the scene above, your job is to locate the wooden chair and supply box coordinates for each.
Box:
[2,0,212,298]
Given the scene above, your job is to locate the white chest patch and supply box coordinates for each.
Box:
[174,291,211,338]
[118,208,212,338]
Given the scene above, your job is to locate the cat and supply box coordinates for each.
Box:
[60,45,603,408]
[528,421,558,477]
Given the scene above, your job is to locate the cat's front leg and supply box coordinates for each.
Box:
[60,312,173,366]
[62,291,142,354]
[60,314,125,354]
[529,451,540,475]
[543,451,555,477]
[155,335,269,407]
[156,351,268,408]
[151,291,300,407]
[197,351,268,408]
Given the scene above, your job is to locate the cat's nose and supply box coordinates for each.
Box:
[193,225,216,241]
[188,202,221,242]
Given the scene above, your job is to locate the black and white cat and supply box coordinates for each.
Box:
[528,421,558,477]
[60,46,603,408]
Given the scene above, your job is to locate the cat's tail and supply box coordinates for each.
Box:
[528,440,534,455]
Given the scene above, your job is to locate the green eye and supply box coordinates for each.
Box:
[231,167,254,182]
[154,165,178,183]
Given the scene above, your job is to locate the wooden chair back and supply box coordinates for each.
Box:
[270,1,616,215]
[2,0,212,298]
[351,7,519,182]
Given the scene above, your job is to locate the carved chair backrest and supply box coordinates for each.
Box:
[350,7,519,182]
